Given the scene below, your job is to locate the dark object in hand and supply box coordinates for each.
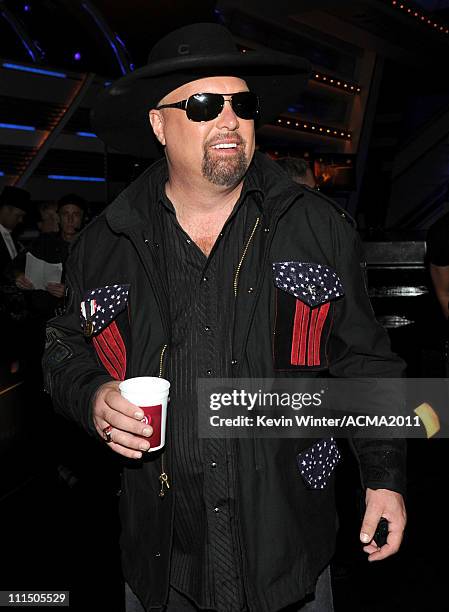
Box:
[373,517,389,547]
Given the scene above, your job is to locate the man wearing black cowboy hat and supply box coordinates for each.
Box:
[0,185,30,277]
[43,23,406,612]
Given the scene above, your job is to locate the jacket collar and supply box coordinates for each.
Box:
[105,151,304,234]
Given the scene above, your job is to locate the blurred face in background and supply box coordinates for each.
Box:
[38,203,59,234]
[59,204,83,241]
[0,204,25,231]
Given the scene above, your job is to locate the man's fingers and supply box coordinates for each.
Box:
[360,506,382,543]
[104,388,144,419]
[107,440,143,460]
[107,426,152,452]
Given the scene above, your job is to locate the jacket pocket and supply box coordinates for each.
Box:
[80,284,130,381]
[296,438,341,489]
[272,261,343,371]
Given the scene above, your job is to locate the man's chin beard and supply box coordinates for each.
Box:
[201,148,249,187]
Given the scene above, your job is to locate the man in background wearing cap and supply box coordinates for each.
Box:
[11,194,85,383]
[14,193,86,302]
[43,23,406,612]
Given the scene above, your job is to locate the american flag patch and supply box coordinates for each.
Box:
[80,284,130,335]
[272,261,344,307]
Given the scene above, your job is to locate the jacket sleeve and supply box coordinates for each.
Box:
[328,215,407,496]
[42,236,114,438]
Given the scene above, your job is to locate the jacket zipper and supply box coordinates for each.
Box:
[133,232,172,500]
[158,343,170,498]
[233,217,260,297]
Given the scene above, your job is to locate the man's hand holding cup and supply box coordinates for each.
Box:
[93,377,170,459]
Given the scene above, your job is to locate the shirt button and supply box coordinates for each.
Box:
[231,359,238,366]
[263,227,270,233]
[202,276,208,282]
[204,326,210,332]
[186,239,192,244]
[213,507,220,513]
[206,369,213,376]
[211,461,217,468]
[247,287,254,293]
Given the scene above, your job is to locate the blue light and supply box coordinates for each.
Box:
[48,175,105,182]
[82,3,128,75]
[104,81,112,87]
[1,11,37,62]
[24,4,30,11]
[2,62,66,78]
[0,122,36,131]
[288,107,298,113]
[76,131,97,138]
[0,171,4,176]
[74,52,81,61]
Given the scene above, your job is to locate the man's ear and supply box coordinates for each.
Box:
[149,109,166,146]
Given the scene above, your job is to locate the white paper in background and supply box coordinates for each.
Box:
[25,252,63,291]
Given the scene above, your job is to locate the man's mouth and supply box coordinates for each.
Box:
[211,142,239,150]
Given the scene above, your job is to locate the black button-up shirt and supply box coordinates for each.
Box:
[158,178,262,612]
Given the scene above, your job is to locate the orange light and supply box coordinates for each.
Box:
[303,124,308,128]
[311,126,316,130]
[315,73,320,78]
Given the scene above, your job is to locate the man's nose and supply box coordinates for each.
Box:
[216,99,239,130]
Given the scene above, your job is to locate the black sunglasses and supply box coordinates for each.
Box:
[156,91,259,122]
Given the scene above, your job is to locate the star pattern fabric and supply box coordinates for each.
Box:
[296,438,341,489]
[273,261,344,307]
[80,284,130,335]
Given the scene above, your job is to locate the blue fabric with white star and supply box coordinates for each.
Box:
[296,438,341,489]
[272,261,344,307]
[80,284,130,335]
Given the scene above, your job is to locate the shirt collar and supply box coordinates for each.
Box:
[0,222,12,235]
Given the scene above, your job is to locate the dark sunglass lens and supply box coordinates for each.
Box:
[232,92,259,119]
[187,93,223,122]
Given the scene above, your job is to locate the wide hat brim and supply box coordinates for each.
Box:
[91,50,311,159]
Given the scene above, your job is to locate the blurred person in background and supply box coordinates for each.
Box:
[0,186,31,374]
[37,200,59,235]
[276,156,317,189]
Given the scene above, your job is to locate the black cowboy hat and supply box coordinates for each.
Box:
[0,185,31,214]
[91,22,311,158]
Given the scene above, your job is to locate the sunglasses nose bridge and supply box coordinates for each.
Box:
[216,97,239,127]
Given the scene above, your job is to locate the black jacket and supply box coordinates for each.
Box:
[43,153,406,612]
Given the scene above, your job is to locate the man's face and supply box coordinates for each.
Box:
[59,204,83,236]
[150,76,256,188]
[0,205,25,231]
[39,206,59,233]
